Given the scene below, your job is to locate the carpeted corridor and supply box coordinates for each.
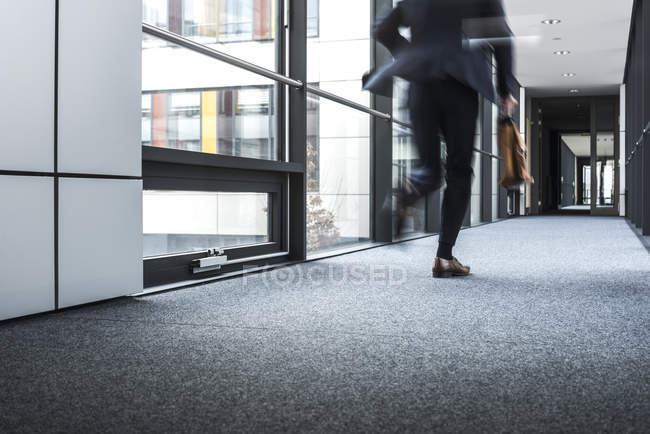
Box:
[1,216,648,432]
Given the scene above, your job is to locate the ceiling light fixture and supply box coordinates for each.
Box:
[563,73,576,77]
[554,50,571,55]
[541,19,562,25]
[569,89,580,93]
[553,37,562,40]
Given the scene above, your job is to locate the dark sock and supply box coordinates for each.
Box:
[437,242,453,260]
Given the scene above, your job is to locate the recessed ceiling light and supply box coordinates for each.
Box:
[563,73,576,77]
[569,89,580,93]
[554,50,571,55]
[542,19,562,25]
[553,37,562,40]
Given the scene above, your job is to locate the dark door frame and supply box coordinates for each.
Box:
[530,95,620,217]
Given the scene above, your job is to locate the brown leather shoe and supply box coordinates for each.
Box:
[432,257,470,278]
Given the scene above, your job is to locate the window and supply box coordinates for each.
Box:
[142,95,152,146]
[143,87,276,158]
[143,0,168,29]
[143,0,280,70]
[306,94,371,253]
[305,1,372,253]
[143,190,270,257]
[142,24,279,160]
[167,92,202,152]
[307,0,319,37]
[392,124,425,237]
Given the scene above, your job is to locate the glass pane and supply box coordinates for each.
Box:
[491,57,499,219]
[559,133,591,210]
[595,133,615,207]
[392,124,425,237]
[392,77,410,124]
[306,94,370,253]
[595,101,616,208]
[142,33,279,160]
[471,117,481,226]
[143,190,269,257]
[583,165,591,205]
[491,99,499,220]
[143,0,277,71]
[307,0,319,37]
[307,0,369,102]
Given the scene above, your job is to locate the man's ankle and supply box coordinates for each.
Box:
[436,242,453,260]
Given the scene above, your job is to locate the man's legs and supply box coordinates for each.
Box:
[437,79,479,260]
[401,82,443,206]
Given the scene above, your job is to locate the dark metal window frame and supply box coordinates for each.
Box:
[142,160,288,287]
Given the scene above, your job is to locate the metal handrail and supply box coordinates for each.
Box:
[393,119,503,161]
[625,121,650,166]
[474,147,503,160]
[305,85,391,120]
[142,22,503,161]
[392,118,412,130]
[142,23,303,88]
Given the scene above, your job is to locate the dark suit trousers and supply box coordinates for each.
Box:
[408,78,479,247]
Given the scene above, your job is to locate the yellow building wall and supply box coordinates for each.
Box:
[201,90,217,154]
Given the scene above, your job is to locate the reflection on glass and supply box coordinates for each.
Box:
[143,0,276,68]
[306,94,370,253]
[583,166,591,205]
[392,77,410,124]
[142,32,278,159]
[392,124,425,237]
[596,133,615,207]
[142,95,152,146]
[307,0,320,37]
[471,122,481,225]
[306,0,369,100]
[143,190,269,257]
[595,100,616,208]
[559,133,591,210]
[143,0,319,66]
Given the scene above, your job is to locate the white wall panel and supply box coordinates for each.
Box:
[0,1,55,172]
[58,0,141,176]
[58,178,142,308]
[0,176,54,320]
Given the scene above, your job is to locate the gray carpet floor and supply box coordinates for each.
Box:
[1,216,648,433]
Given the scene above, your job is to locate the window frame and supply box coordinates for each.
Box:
[142,152,292,287]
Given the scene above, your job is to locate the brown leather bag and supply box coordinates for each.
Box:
[498,117,534,188]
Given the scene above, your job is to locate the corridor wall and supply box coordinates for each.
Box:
[0,0,142,321]
[624,0,650,234]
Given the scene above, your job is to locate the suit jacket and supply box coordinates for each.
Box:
[364,0,514,104]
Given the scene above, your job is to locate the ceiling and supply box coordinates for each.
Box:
[503,0,634,97]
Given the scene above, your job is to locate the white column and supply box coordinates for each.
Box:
[58,178,142,308]
[0,1,55,172]
[0,2,56,320]
[58,0,142,177]
[57,0,143,307]
[0,176,55,320]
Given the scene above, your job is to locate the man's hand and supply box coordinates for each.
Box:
[503,94,518,117]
